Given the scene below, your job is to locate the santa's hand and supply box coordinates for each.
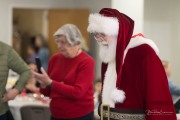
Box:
[2,88,19,102]
[33,67,52,88]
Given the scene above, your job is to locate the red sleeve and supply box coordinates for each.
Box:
[51,58,95,100]
[141,53,177,120]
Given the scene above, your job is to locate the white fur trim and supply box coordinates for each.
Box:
[87,13,119,36]
[102,61,117,107]
[123,36,159,64]
[102,61,125,107]
[111,88,125,103]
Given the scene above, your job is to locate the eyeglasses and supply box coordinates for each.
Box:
[54,36,70,46]
[55,39,68,45]
[93,33,109,46]
[94,33,106,41]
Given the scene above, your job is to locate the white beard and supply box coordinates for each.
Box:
[99,37,117,63]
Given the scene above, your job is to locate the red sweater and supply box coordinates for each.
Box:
[41,51,95,119]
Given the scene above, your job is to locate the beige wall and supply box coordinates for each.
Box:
[0,0,111,79]
[144,0,180,85]
[13,9,44,37]
[0,0,111,45]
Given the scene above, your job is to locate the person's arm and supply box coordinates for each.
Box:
[168,80,180,96]
[3,48,31,102]
[8,48,30,92]
[141,53,177,120]
[25,78,40,93]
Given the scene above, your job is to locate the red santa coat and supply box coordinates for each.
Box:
[87,8,176,119]
[101,35,177,120]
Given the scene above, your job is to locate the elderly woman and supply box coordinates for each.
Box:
[33,24,95,120]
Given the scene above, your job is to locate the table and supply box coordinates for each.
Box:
[9,94,50,120]
[9,94,180,120]
[177,114,180,120]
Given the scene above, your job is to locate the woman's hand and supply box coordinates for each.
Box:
[33,67,52,88]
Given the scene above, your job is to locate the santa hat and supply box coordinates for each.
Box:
[88,8,134,103]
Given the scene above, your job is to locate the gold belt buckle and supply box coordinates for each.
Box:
[101,104,110,120]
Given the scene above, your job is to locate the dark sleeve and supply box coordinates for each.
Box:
[141,53,177,120]
[168,80,180,96]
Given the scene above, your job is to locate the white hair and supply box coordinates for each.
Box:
[54,24,83,45]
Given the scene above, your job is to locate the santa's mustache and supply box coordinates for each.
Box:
[99,40,117,63]
[97,41,109,46]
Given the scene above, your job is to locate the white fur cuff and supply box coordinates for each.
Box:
[111,88,125,103]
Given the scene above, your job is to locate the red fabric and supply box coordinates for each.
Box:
[101,43,177,119]
[40,51,95,119]
[100,8,134,88]
[132,33,145,38]
[99,8,176,119]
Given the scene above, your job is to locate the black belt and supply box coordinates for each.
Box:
[100,104,146,120]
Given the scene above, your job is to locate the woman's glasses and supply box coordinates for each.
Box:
[54,36,70,46]
[55,39,68,46]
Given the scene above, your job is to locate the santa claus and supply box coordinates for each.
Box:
[87,8,177,120]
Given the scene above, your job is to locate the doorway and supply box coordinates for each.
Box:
[12,8,90,61]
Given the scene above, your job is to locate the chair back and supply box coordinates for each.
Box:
[20,105,51,120]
